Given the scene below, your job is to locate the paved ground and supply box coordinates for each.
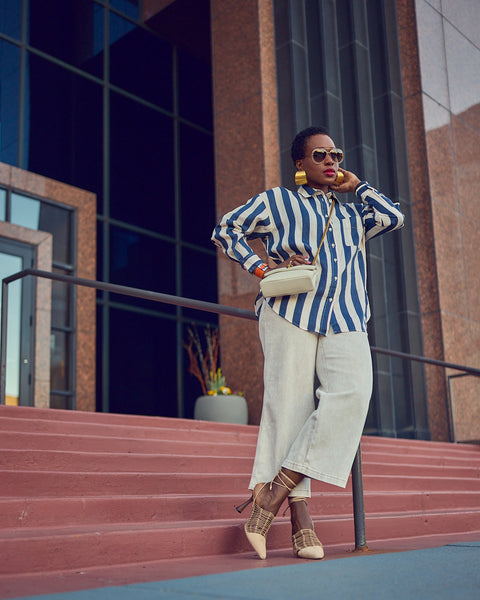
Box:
[9,542,480,600]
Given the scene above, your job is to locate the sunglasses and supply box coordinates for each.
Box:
[311,148,344,164]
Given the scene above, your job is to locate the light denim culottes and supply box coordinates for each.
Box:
[248,302,373,497]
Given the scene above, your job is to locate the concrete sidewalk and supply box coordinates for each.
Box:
[10,542,480,600]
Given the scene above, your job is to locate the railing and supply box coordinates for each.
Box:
[2,268,480,551]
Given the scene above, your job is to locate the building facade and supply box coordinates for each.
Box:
[0,0,478,442]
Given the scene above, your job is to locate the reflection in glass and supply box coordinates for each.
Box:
[27,0,104,78]
[0,253,22,405]
[109,12,173,109]
[11,193,40,229]
[10,193,73,265]
[0,188,6,220]
[0,0,21,39]
[50,330,69,391]
[51,268,71,328]
[110,225,176,310]
[0,40,20,165]
[110,0,139,20]
[24,52,103,200]
[38,203,72,265]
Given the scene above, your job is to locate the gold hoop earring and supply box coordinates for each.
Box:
[295,170,307,186]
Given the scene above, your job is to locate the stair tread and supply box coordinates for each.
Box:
[1,404,479,588]
[2,506,480,539]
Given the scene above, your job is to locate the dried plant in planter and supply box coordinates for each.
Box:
[184,325,240,396]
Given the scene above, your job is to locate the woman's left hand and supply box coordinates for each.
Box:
[271,254,311,270]
[330,168,361,194]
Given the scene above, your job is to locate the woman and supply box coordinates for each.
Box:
[212,126,404,560]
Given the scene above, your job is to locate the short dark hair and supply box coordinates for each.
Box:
[291,126,330,163]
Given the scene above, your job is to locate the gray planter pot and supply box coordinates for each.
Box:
[194,394,248,425]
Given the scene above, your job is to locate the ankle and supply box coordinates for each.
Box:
[289,498,313,535]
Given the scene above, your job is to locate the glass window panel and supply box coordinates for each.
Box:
[178,48,213,129]
[0,188,6,220]
[109,307,177,417]
[109,12,173,109]
[110,91,175,235]
[38,203,73,265]
[24,53,103,202]
[11,193,40,229]
[0,0,22,39]
[50,330,69,391]
[181,247,218,324]
[11,193,73,265]
[50,393,72,410]
[179,124,214,246]
[0,40,20,165]
[0,252,22,404]
[109,225,176,311]
[110,0,139,20]
[27,0,104,78]
[51,267,71,328]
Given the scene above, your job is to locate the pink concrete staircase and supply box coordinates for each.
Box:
[1,404,480,597]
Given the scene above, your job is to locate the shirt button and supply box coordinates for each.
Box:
[331,243,335,248]
[329,298,333,302]
[334,258,337,262]
[334,276,338,281]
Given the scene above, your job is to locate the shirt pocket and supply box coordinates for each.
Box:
[340,214,363,246]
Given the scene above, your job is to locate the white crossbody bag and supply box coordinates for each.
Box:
[260,199,336,298]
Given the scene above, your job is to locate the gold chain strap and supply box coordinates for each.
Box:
[311,198,336,266]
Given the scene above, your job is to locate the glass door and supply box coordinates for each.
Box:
[0,238,35,406]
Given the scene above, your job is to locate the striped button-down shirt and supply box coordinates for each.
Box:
[212,182,405,335]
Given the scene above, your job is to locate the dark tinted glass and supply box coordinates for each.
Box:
[182,245,217,305]
[50,393,72,410]
[50,330,69,391]
[110,0,139,20]
[51,267,71,328]
[24,53,103,198]
[109,307,177,417]
[110,91,175,235]
[0,188,5,220]
[0,41,20,165]
[39,203,73,265]
[109,225,176,310]
[178,47,212,129]
[109,12,172,109]
[11,192,73,265]
[0,0,21,39]
[27,0,104,78]
[179,124,214,246]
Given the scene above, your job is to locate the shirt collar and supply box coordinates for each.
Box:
[298,185,337,202]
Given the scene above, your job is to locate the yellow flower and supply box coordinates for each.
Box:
[220,386,231,395]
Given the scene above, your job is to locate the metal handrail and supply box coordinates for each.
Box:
[1,268,480,552]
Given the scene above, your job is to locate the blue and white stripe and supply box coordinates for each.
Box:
[212,182,404,335]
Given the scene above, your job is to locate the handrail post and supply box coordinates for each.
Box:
[352,445,368,551]
[0,279,9,405]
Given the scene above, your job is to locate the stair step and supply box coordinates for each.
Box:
[0,431,256,456]
[1,404,479,594]
[1,509,479,576]
[0,415,259,445]
[1,490,479,529]
[2,449,479,478]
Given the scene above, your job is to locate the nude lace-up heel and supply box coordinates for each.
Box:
[235,469,296,560]
[288,497,324,560]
